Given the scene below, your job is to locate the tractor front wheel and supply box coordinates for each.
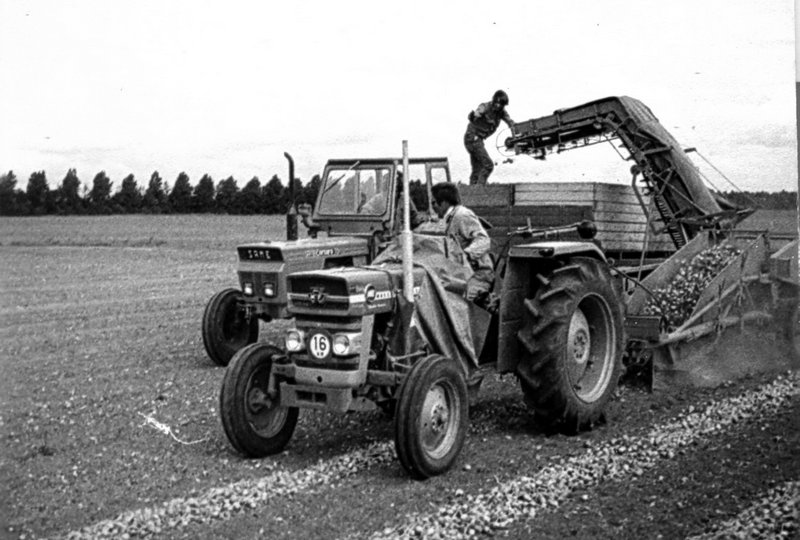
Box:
[517,257,623,433]
[394,355,469,479]
[202,288,259,366]
[219,343,298,457]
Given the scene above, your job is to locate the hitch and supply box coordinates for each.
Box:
[509,219,597,240]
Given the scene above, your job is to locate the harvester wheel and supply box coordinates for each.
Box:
[219,343,298,457]
[517,257,623,433]
[394,355,469,479]
[202,288,259,366]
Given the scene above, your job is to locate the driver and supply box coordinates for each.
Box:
[393,172,423,230]
[363,172,422,230]
[361,177,388,214]
[431,182,494,302]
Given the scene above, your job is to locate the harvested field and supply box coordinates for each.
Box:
[1,213,797,540]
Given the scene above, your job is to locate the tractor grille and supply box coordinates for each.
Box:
[288,276,348,296]
[289,294,350,310]
[287,275,350,313]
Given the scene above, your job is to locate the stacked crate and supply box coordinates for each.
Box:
[459,182,675,261]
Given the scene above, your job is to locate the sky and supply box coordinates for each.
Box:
[0,0,796,193]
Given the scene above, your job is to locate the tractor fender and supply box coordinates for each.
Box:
[507,240,606,262]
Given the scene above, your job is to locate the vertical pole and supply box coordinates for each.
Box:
[402,141,414,302]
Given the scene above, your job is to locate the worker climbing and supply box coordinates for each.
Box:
[464,89,515,185]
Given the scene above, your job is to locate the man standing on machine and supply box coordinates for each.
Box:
[464,89,515,185]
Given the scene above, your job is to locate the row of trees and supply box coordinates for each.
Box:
[720,190,797,212]
[0,170,321,216]
[0,169,796,216]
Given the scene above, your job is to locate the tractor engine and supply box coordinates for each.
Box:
[272,265,410,412]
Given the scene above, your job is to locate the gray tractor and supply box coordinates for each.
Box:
[202,156,450,366]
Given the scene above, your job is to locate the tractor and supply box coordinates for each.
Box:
[201,155,450,366]
[217,96,798,478]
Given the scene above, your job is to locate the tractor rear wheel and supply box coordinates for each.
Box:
[517,257,623,433]
[219,343,298,457]
[202,288,259,366]
[394,355,469,479]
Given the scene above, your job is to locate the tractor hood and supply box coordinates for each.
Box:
[237,236,368,262]
[287,266,404,317]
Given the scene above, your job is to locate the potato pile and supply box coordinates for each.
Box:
[643,242,741,329]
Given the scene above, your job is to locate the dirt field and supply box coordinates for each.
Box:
[1,213,798,540]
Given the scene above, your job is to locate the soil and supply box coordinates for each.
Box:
[0,215,797,540]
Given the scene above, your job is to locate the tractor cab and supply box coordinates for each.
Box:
[302,158,451,258]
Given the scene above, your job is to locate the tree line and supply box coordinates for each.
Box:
[719,190,797,212]
[0,169,321,216]
[0,169,796,216]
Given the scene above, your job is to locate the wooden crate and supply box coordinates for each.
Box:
[460,182,675,255]
[459,184,514,207]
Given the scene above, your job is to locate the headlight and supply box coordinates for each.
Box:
[263,282,276,297]
[243,282,254,296]
[332,332,361,356]
[332,334,350,356]
[285,329,305,352]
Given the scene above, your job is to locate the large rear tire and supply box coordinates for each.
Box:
[394,355,469,479]
[517,257,623,433]
[219,343,298,457]
[202,288,259,366]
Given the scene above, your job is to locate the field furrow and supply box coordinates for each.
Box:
[365,375,800,540]
[1,215,797,540]
[688,480,799,539]
[52,373,800,540]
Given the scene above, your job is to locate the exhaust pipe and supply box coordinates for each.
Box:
[284,152,298,241]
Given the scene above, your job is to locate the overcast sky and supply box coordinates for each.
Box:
[0,0,796,193]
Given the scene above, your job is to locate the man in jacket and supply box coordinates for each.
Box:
[431,182,494,302]
[464,89,515,185]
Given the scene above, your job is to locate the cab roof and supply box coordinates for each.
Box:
[325,157,449,167]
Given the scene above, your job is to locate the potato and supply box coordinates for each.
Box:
[642,243,741,329]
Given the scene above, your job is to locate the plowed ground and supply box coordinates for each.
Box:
[1,214,797,540]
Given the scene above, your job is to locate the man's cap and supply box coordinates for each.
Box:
[493,89,509,106]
